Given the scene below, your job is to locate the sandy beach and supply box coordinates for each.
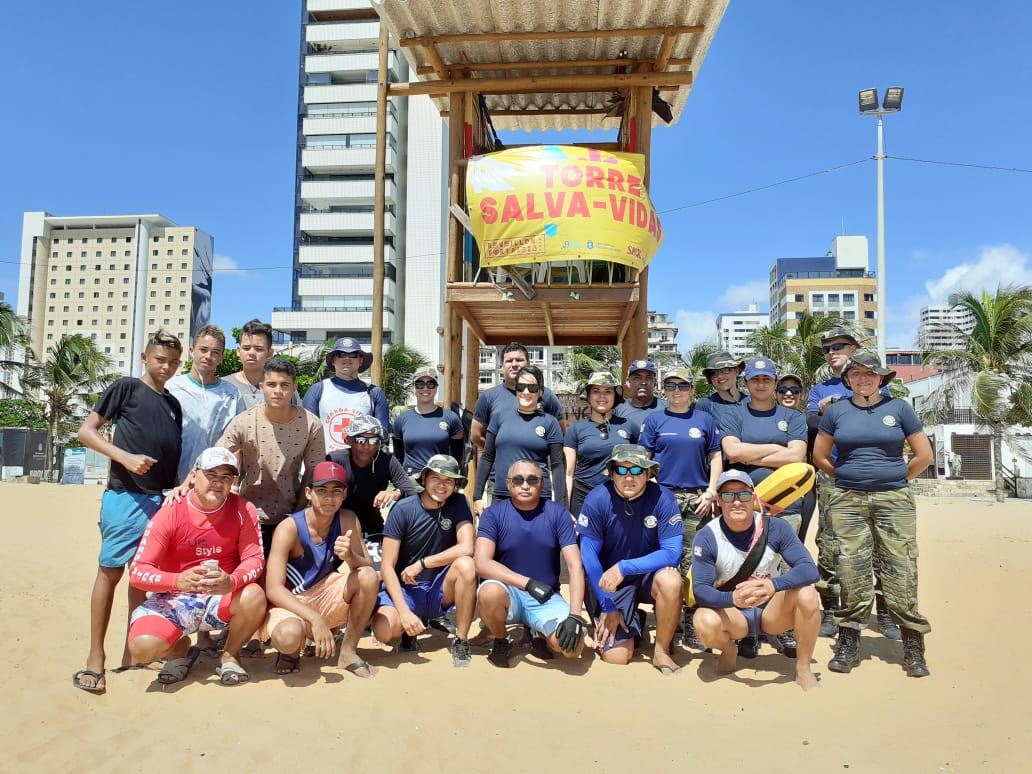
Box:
[2,482,1029,773]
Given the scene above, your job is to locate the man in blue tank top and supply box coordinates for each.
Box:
[260,461,380,679]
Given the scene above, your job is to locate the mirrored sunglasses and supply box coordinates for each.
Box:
[614,465,645,476]
[350,436,381,445]
[822,342,850,354]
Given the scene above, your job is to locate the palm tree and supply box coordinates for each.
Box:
[923,284,1032,502]
[0,301,31,396]
[680,341,719,396]
[558,345,622,389]
[745,313,863,391]
[20,334,117,477]
[380,342,432,407]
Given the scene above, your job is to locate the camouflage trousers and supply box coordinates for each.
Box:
[814,471,841,605]
[672,489,708,582]
[826,487,931,634]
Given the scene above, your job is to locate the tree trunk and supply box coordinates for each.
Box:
[992,430,1007,503]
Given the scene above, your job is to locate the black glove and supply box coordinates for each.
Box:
[555,615,585,653]
[524,578,554,603]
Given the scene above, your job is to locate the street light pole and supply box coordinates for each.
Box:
[875,112,886,363]
[858,87,903,364]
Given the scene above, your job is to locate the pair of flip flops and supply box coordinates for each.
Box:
[215,661,250,685]
[71,669,106,694]
[158,647,201,685]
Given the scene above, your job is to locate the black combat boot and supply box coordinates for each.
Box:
[828,627,861,673]
[902,629,930,678]
[875,596,902,640]
[819,598,838,638]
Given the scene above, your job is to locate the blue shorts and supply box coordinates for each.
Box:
[479,579,570,637]
[589,572,657,648]
[377,567,450,620]
[98,490,162,568]
[740,605,766,639]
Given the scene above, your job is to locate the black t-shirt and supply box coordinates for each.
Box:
[383,492,473,583]
[93,377,183,494]
[327,448,418,535]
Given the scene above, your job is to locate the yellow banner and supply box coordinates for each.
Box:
[466,145,663,270]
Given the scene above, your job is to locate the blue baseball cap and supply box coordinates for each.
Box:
[744,357,778,381]
[626,359,658,377]
[716,470,755,490]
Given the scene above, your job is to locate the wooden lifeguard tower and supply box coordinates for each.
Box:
[365,1,729,413]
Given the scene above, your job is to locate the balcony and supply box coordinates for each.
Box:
[271,306,396,333]
[300,179,397,209]
[299,210,396,238]
[296,277,396,298]
[305,51,398,78]
[305,21,380,50]
[298,243,395,265]
[303,113,395,138]
[301,145,395,174]
[307,0,373,12]
[304,83,377,105]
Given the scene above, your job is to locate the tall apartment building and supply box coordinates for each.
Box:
[17,212,213,376]
[648,311,680,360]
[917,304,976,350]
[715,303,766,358]
[271,1,447,366]
[769,236,878,345]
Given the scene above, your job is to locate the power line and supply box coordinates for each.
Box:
[887,155,1032,174]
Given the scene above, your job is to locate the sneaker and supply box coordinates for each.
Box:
[488,637,514,668]
[773,630,798,659]
[430,615,457,635]
[450,637,472,668]
[737,635,759,659]
[398,633,420,652]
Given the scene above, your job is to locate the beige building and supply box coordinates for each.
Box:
[769,236,878,344]
[17,212,214,376]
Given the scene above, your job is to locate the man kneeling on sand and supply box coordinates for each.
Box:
[259,461,380,678]
[691,470,821,691]
[127,448,266,686]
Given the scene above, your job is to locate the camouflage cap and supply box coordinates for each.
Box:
[418,453,467,488]
[702,351,745,376]
[663,366,695,384]
[820,327,860,347]
[343,414,384,438]
[410,366,440,386]
[579,371,623,403]
[606,444,660,477]
[841,351,897,388]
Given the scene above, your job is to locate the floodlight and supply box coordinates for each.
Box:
[858,88,879,113]
[882,86,904,111]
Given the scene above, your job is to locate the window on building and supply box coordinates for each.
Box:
[182,235,189,241]
[864,310,875,319]
[152,236,159,242]
[843,293,856,304]
[828,293,840,304]
[864,293,874,302]
[167,236,174,242]
[152,250,158,256]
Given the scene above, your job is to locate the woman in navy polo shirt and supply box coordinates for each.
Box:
[473,365,566,515]
[391,367,465,478]
[813,352,934,678]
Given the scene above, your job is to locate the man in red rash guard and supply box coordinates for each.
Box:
[127,447,266,686]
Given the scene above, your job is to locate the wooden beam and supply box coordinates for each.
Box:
[617,297,640,343]
[416,56,692,76]
[388,69,693,97]
[450,302,488,344]
[424,42,451,79]
[371,20,388,385]
[442,108,610,117]
[542,302,555,346]
[655,33,677,71]
[400,25,704,48]
[447,285,638,304]
[443,91,466,407]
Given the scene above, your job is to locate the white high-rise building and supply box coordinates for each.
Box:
[272,2,447,366]
[918,304,976,350]
[17,212,213,377]
[716,303,767,358]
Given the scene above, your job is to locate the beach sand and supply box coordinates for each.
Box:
[2,483,1028,773]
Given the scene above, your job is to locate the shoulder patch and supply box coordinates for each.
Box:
[693,545,703,557]
[668,515,683,526]
[643,515,658,529]
[577,513,589,528]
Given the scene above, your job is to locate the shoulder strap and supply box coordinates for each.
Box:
[717,515,770,592]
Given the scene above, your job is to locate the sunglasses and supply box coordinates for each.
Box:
[508,475,542,486]
[613,465,645,476]
[777,386,802,395]
[515,382,541,394]
[718,491,754,503]
[413,380,438,389]
[336,352,363,359]
[663,382,693,392]
[350,436,381,445]
[822,342,850,354]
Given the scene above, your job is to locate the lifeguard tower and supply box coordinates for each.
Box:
[364,1,729,412]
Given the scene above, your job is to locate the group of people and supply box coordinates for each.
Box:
[70,326,933,695]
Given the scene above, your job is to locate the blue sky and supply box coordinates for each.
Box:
[2,1,1030,354]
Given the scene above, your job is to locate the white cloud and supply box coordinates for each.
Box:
[674,310,717,351]
[888,244,1032,347]
[213,253,247,278]
[716,280,768,313]
[924,244,1032,301]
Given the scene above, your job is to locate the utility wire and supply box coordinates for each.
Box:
[887,155,1032,174]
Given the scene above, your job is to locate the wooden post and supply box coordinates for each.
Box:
[443,91,466,406]
[464,324,481,489]
[371,20,388,383]
[623,86,652,377]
